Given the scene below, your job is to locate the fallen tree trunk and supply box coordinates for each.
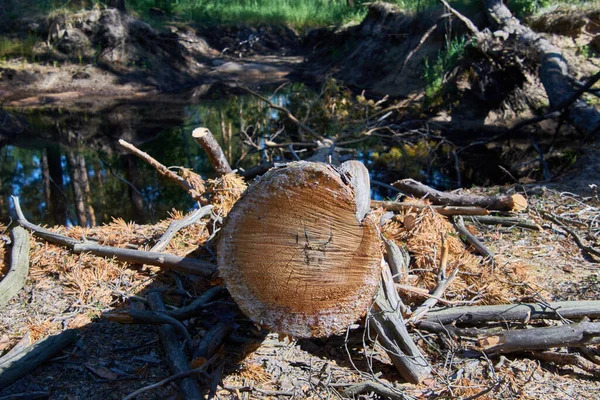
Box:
[484,0,600,135]
[393,179,527,212]
[371,200,490,216]
[218,161,382,338]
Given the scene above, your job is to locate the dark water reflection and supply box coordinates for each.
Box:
[0,85,491,226]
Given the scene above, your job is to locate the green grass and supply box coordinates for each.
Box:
[3,0,599,31]
[424,35,470,102]
[0,34,40,60]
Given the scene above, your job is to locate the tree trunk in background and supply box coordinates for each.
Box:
[67,152,87,227]
[122,154,147,224]
[218,161,382,338]
[46,145,68,226]
[220,111,233,164]
[77,154,96,227]
[41,150,52,224]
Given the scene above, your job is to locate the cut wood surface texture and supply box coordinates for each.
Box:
[218,161,382,338]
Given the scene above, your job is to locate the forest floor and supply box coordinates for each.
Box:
[0,185,599,399]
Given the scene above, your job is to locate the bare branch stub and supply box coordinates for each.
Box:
[218,161,382,338]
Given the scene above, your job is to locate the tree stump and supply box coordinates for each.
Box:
[218,161,382,338]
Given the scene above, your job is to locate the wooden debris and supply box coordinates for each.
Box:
[370,260,432,384]
[452,216,495,262]
[0,227,30,309]
[151,205,213,252]
[119,139,205,202]
[479,321,600,355]
[146,292,203,400]
[192,127,233,176]
[393,179,527,212]
[218,161,382,338]
[192,322,233,368]
[419,301,600,326]
[467,215,542,231]
[372,200,490,216]
[528,351,600,378]
[383,237,409,283]
[12,196,216,277]
[0,330,78,390]
[165,286,227,320]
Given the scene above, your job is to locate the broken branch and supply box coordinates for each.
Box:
[191,128,233,176]
[0,227,30,309]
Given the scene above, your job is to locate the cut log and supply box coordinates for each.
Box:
[218,161,382,338]
[393,179,527,212]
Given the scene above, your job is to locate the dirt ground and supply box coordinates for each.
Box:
[0,183,599,400]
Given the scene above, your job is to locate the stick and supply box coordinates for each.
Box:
[467,215,542,231]
[12,196,216,277]
[146,292,203,400]
[420,301,600,326]
[0,227,30,308]
[103,309,192,347]
[191,128,233,176]
[119,139,204,202]
[408,252,458,323]
[122,357,216,400]
[542,212,600,259]
[393,179,527,211]
[192,322,233,368]
[453,216,495,262]
[150,205,213,252]
[383,238,409,283]
[165,286,227,320]
[0,330,78,390]
[370,261,432,384]
[479,321,600,355]
[342,381,407,399]
[371,200,490,216]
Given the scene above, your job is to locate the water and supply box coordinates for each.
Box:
[0,84,506,227]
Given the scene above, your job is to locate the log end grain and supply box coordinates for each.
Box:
[218,161,382,338]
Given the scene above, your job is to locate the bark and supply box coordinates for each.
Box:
[192,128,233,176]
[393,179,527,211]
[67,151,87,227]
[218,161,382,338]
[0,227,30,309]
[484,0,600,135]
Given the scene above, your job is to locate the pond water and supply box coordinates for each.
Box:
[0,83,510,227]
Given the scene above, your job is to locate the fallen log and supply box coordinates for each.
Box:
[0,227,30,309]
[218,161,382,338]
[420,301,600,326]
[484,0,600,135]
[0,330,78,390]
[392,179,527,212]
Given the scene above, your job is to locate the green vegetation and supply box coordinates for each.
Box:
[3,0,596,30]
[423,35,470,103]
[0,35,40,61]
